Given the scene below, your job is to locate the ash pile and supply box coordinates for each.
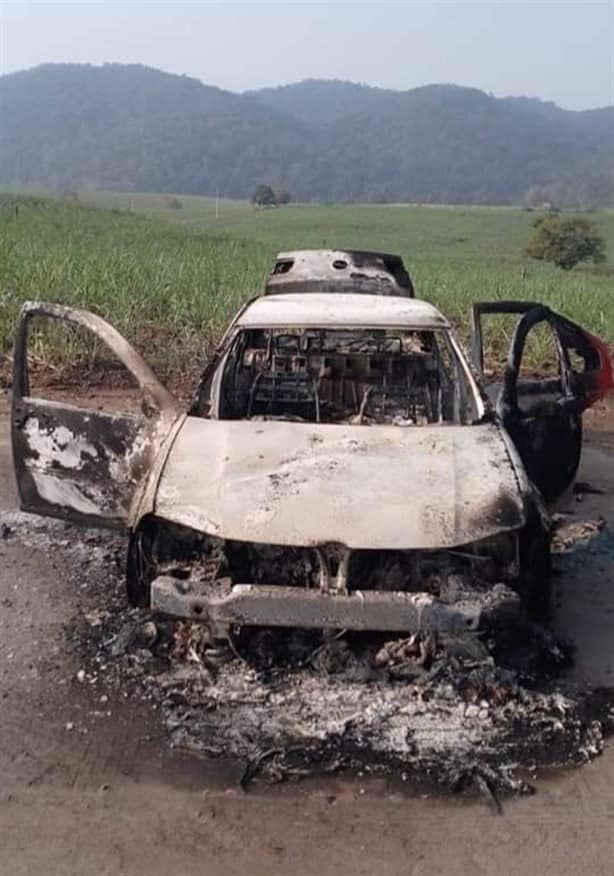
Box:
[127,618,613,798]
[124,511,614,798]
[91,509,614,800]
[5,508,612,800]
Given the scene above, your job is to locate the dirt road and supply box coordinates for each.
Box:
[2,390,614,876]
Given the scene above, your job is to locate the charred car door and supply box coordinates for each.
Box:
[471,301,613,502]
[12,302,182,528]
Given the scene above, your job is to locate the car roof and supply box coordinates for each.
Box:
[235,293,449,330]
[265,249,414,297]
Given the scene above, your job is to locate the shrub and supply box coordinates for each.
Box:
[526,215,606,270]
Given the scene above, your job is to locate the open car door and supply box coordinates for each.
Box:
[471,301,613,502]
[12,302,182,529]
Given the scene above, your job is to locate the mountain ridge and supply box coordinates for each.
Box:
[1,63,612,205]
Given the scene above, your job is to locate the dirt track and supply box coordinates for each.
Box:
[2,391,614,875]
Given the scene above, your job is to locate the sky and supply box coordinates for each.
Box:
[1,0,613,110]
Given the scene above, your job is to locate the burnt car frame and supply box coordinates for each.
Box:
[264,249,414,297]
[10,269,613,637]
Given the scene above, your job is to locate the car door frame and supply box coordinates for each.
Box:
[12,301,182,529]
[471,300,613,501]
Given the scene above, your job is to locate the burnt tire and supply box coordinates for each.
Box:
[518,527,552,622]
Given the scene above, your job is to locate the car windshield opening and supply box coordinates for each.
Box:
[218,328,479,425]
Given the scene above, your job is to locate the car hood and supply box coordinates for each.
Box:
[152,417,526,550]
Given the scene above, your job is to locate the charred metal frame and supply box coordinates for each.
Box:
[265,250,415,298]
[128,515,524,633]
[150,575,521,634]
[218,326,472,426]
[471,300,614,502]
[198,325,486,425]
[12,302,177,409]
[11,292,613,633]
[471,300,612,406]
[11,302,181,528]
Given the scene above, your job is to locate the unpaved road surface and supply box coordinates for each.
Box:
[2,391,614,875]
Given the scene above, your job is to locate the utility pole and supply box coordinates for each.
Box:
[215,189,219,220]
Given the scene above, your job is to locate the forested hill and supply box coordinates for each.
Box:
[1,64,612,206]
[246,79,393,124]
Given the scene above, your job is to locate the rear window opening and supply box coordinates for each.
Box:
[217,328,479,425]
[272,259,294,275]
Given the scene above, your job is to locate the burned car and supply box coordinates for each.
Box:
[11,279,613,637]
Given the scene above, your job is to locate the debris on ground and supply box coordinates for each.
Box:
[78,580,614,799]
[145,625,612,796]
[551,516,607,554]
[4,508,614,802]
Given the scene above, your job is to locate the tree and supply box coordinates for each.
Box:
[272,185,291,205]
[526,215,606,270]
[251,184,276,208]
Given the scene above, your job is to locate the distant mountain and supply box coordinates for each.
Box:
[247,78,394,124]
[1,64,612,205]
[305,83,614,204]
[0,64,308,195]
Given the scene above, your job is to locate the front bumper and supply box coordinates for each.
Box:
[150,576,521,633]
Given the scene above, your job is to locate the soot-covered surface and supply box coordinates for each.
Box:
[146,622,612,798]
[2,507,614,802]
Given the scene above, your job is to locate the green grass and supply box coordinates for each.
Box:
[1,192,613,386]
[72,190,614,263]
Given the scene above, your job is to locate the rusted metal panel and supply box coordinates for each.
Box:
[153,417,527,550]
[150,576,521,632]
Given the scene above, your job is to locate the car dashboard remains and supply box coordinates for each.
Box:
[219,328,476,426]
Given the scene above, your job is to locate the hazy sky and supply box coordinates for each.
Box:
[1,0,613,109]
